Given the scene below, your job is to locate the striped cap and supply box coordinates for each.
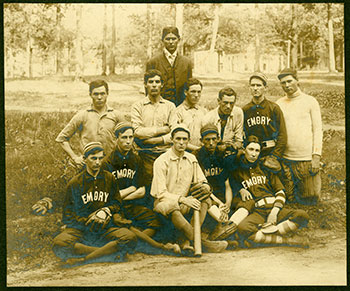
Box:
[200,123,219,138]
[114,122,134,137]
[83,141,103,157]
[250,72,268,86]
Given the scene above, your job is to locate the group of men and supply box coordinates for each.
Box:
[32,26,323,266]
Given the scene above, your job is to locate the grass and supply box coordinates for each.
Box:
[5,76,346,273]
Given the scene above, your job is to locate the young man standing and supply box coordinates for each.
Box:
[146,26,193,106]
[276,68,323,205]
[53,142,137,266]
[242,72,287,172]
[151,124,228,253]
[175,78,207,151]
[56,80,120,166]
[202,86,244,154]
[231,136,310,248]
[131,69,177,186]
[105,122,161,238]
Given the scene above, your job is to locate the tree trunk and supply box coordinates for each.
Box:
[147,4,152,59]
[109,4,116,75]
[74,5,83,81]
[290,4,298,69]
[26,37,33,78]
[55,5,63,75]
[102,4,107,75]
[209,4,219,53]
[254,3,260,71]
[175,3,184,55]
[327,3,336,72]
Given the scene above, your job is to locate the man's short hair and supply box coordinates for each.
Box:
[114,122,134,138]
[277,68,298,81]
[144,69,164,84]
[83,141,104,158]
[184,78,203,91]
[244,135,262,148]
[218,86,237,100]
[162,26,180,40]
[89,80,109,95]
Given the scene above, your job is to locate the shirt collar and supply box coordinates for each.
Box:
[169,147,188,161]
[88,104,113,112]
[83,169,104,181]
[287,88,302,98]
[216,106,234,121]
[143,96,166,105]
[251,98,267,109]
[183,99,199,110]
[163,48,178,60]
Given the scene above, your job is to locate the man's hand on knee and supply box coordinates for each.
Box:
[179,196,201,211]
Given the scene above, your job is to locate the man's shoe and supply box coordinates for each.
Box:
[202,239,228,253]
[209,221,238,241]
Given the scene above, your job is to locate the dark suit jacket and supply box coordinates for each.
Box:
[146,52,193,106]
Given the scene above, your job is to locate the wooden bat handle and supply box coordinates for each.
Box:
[192,161,202,257]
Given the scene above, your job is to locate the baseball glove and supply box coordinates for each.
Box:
[189,183,211,201]
[85,207,112,232]
[32,197,53,215]
[262,155,281,172]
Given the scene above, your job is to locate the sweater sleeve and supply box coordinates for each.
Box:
[310,97,323,156]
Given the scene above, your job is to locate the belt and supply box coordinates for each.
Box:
[262,140,276,148]
[255,197,276,208]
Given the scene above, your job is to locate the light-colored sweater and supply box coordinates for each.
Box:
[276,89,322,161]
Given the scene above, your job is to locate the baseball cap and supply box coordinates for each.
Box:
[249,72,268,86]
[171,123,190,138]
[200,123,219,138]
[162,26,180,40]
[83,141,104,157]
[277,68,298,80]
[114,122,134,137]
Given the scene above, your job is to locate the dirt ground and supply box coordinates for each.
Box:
[7,229,346,286]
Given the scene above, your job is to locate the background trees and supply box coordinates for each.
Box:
[4,3,344,78]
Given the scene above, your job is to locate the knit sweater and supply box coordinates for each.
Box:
[276,89,322,161]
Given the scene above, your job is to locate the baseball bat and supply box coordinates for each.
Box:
[192,161,202,257]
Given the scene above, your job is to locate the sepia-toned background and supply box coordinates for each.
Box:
[5,3,345,286]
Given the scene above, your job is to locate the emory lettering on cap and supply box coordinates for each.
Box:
[247,116,271,127]
[241,175,267,189]
[81,191,109,204]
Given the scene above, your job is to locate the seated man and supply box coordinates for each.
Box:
[105,122,161,239]
[230,135,310,248]
[53,142,137,266]
[151,124,228,253]
[195,123,253,242]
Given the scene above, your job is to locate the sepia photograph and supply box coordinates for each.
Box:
[4,2,346,286]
